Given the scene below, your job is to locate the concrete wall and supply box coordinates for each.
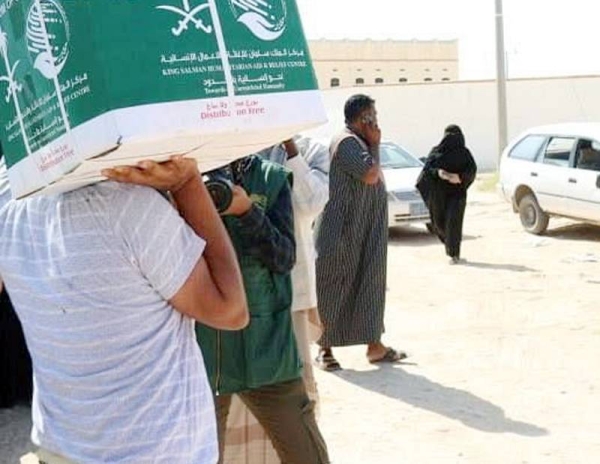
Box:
[303,75,600,171]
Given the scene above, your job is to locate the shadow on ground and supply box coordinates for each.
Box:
[545,223,600,242]
[461,261,538,273]
[388,227,478,247]
[334,365,548,437]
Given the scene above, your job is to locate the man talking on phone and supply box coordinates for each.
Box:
[314,94,407,372]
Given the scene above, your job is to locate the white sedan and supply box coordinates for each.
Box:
[498,123,600,234]
[380,141,431,228]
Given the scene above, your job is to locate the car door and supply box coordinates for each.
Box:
[534,136,577,216]
[563,138,600,222]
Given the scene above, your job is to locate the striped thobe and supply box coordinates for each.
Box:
[315,132,388,347]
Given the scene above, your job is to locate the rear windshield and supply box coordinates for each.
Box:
[380,143,422,169]
[508,135,547,161]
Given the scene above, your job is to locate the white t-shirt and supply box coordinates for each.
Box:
[0,171,217,463]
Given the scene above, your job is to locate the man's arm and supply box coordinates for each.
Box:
[363,125,382,185]
[363,164,381,185]
[283,138,329,218]
[221,176,295,274]
[335,138,381,185]
[103,158,248,331]
[234,181,296,274]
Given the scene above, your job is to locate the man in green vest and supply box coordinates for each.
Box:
[196,155,330,464]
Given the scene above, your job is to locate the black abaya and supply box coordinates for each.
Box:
[416,130,477,259]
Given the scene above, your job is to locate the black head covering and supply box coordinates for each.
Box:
[417,124,477,204]
[432,124,470,172]
[445,124,463,136]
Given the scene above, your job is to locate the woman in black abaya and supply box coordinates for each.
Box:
[417,125,477,264]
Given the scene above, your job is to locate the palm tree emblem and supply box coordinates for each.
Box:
[0,27,32,156]
[0,30,23,104]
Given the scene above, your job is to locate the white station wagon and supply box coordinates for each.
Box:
[499,123,600,234]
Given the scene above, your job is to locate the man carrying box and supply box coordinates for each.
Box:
[0,154,248,463]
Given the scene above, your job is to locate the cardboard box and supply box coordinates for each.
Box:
[0,0,326,198]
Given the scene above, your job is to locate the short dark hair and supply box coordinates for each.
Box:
[344,94,375,125]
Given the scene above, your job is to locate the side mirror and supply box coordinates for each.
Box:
[596,174,600,189]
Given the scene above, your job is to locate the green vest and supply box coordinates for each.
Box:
[195,158,301,395]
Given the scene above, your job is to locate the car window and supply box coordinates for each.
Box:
[542,137,575,167]
[575,138,600,172]
[379,143,422,169]
[508,135,546,161]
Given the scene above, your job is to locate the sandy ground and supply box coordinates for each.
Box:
[313,184,600,464]
[1,181,599,463]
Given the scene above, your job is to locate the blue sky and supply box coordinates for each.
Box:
[296,0,600,80]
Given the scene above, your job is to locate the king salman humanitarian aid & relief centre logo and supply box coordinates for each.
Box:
[156,0,287,41]
[26,0,70,79]
[228,0,287,41]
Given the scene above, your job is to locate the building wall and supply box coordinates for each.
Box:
[308,40,459,89]
[303,76,600,172]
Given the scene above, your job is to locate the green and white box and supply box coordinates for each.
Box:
[0,0,325,198]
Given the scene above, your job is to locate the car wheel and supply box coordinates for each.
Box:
[518,193,549,235]
[425,222,435,234]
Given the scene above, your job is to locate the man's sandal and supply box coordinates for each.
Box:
[315,352,342,372]
[368,348,408,364]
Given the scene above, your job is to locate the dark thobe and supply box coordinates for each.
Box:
[315,132,388,347]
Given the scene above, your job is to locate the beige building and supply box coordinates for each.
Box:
[308,39,459,89]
